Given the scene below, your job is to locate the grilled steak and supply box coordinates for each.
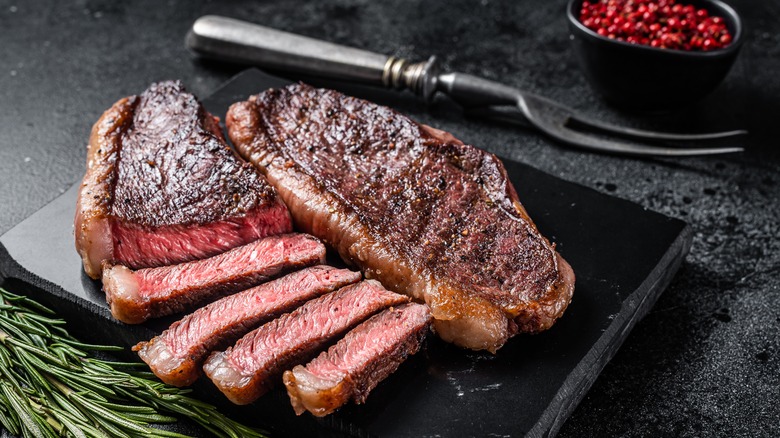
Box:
[134,265,361,387]
[75,80,292,279]
[226,84,575,352]
[284,302,431,417]
[103,233,325,324]
[203,280,409,405]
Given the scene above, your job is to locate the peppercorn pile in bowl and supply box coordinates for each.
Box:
[566,0,743,110]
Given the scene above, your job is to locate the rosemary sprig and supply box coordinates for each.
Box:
[0,287,267,438]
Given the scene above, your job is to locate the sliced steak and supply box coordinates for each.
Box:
[284,302,431,417]
[134,265,361,387]
[226,84,575,352]
[203,280,409,405]
[75,80,292,279]
[103,233,325,324]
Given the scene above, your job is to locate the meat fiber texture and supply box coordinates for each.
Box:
[75,80,292,279]
[226,84,575,353]
[102,233,326,324]
[284,302,432,417]
[134,265,361,387]
[203,280,409,405]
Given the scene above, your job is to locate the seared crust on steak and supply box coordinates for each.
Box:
[226,84,574,352]
[75,81,292,279]
[76,96,136,279]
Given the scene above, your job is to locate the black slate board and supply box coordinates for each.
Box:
[0,69,691,438]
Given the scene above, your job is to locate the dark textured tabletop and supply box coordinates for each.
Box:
[0,0,777,436]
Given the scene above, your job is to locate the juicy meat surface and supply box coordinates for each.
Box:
[103,233,325,324]
[134,265,361,387]
[226,83,575,352]
[75,80,292,279]
[203,280,409,405]
[284,303,431,417]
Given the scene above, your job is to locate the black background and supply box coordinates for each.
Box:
[0,0,778,436]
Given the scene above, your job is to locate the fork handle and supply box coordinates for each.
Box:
[186,15,441,100]
[187,16,388,83]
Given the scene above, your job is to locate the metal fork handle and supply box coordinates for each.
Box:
[186,15,439,99]
[187,16,387,83]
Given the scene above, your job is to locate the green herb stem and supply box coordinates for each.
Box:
[0,287,267,438]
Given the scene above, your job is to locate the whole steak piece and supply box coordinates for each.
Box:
[75,81,292,279]
[227,84,575,352]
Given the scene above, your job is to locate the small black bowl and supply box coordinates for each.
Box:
[567,0,744,111]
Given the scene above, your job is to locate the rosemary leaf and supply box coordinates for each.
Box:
[85,410,132,438]
[50,410,88,438]
[18,314,53,338]
[0,381,45,438]
[5,336,68,367]
[73,393,154,433]
[120,412,179,424]
[60,339,124,352]
[91,399,158,415]
[0,397,20,436]
[112,385,156,408]
[13,351,52,393]
[0,314,48,339]
[48,391,82,420]
[143,428,192,438]
[45,368,114,400]
[1,291,54,315]
[0,322,27,343]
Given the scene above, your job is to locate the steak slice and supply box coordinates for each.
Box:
[226,84,575,352]
[283,302,431,417]
[134,265,361,387]
[103,233,325,324]
[203,280,409,405]
[75,80,292,279]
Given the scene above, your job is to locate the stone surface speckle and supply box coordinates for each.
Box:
[0,0,777,436]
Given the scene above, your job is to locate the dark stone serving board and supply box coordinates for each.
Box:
[0,69,691,438]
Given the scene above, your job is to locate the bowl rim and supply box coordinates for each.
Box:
[566,0,744,58]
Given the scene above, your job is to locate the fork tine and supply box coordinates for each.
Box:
[512,96,744,156]
[542,125,745,156]
[567,113,748,141]
[468,104,744,156]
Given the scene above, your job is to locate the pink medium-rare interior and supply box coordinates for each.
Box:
[111,203,292,270]
[129,233,323,301]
